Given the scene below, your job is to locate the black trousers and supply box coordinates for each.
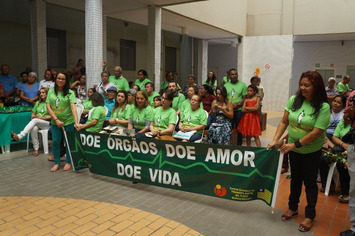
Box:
[289,149,321,220]
[337,163,350,195]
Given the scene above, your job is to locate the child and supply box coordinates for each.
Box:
[153,96,162,109]
[237,84,261,147]
[77,93,106,133]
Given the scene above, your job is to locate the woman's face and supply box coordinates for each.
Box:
[161,93,172,107]
[116,92,126,104]
[332,97,344,113]
[39,89,47,100]
[188,76,195,85]
[187,87,195,98]
[87,89,94,97]
[166,73,174,82]
[21,73,28,83]
[138,72,145,81]
[208,72,213,79]
[101,73,109,83]
[80,76,86,84]
[190,95,200,109]
[299,77,314,101]
[128,94,135,103]
[247,88,256,98]
[56,73,66,88]
[216,89,223,101]
[28,74,36,84]
[136,94,146,107]
[45,71,51,81]
[154,98,161,108]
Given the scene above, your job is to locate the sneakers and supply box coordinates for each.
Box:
[338,195,349,203]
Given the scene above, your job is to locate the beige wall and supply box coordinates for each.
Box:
[165,0,247,36]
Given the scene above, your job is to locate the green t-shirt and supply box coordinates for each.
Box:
[130,105,153,130]
[152,107,177,133]
[111,105,131,127]
[134,78,151,92]
[147,91,160,107]
[160,81,181,91]
[333,120,351,140]
[32,101,50,118]
[109,76,129,91]
[224,81,247,110]
[180,107,207,134]
[181,99,203,113]
[222,76,230,84]
[285,95,331,154]
[82,99,93,111]
[204,79,217,87]
[172,93,186,111]
[86,106,106,133]
[337,82,349,93]
[46,89,76,126]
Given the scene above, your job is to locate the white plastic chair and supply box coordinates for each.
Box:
[324,162,340,196]
[194,110,209,143]
[76,104,84,119]
[27,128,50,154]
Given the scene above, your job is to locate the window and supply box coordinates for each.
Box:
[120,39,136,70]
[47,28,66,68]
[165,46,176,72]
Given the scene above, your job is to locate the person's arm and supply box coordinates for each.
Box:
[267,110,289,150]
[79,119,98,130]
[332,134,349,150]
[46,102,64,129]
[70,81,80,89]
[70,103,79,130]
[241,99,248,113]
[102,61,107,71]
[245,98,260,112]
[209,100,217,117]
[184,124,205,132]
[236,95,247,109]
[31,112,36,120]
[325,136,335,150]
[5,89,16,99]
[179,121,186,132]
[159,124,175,136]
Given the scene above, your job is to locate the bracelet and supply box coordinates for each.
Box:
[54,118,58,121]
[294,140,302,148]
[340,142,344,147]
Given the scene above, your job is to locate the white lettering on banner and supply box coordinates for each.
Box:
[205,148,255,167]
[80,134,101,148]
[107,137,158,156]
[149,168,181,186]
[117,163,141,179]
[165,144,196,160]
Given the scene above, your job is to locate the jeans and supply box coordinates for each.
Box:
[17,118,50,150]
[233,110,243,146]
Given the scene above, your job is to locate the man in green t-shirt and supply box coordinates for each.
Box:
[224,68,247,146]
[108,66,129,91]
[337,75,351,96]
[169,81,185,115]
[145,82,160,107]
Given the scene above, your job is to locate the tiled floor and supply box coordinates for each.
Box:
[0,110,350,235]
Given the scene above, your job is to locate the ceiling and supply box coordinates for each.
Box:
[44,0,240,44]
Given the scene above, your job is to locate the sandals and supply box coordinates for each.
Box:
[33,151,39,157]
[11,131,19,142]
[298,218,313,232]
[339,195,350,203]
[281,210,298,221]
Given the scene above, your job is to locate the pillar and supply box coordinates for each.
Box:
[180,27,191,87]
[197,39,208,85]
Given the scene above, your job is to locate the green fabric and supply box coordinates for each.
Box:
[172,93,186,111]
[180,107,207,134]
[82,99,93,111]
[134,78,151,92]
[46,89,76,126]
[152,107,177,132]
[204,79,217,87]
[0,112,32,145]
[147,91,160,107]
[109,76,129,91]
[111,105,131,127]
[86,106,106,133]
[337,82,349,93]
[160,81,181,91]
[285,95,331,154]
[333,120,351,140]
[32,101,49,118]
[222,76,230,84]
[130,105,153,130]
[224,81,247,110]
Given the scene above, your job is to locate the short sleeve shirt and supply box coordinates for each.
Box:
[333,120,351,140]
[181,107,207,134]
[86,106,106,133]
[109,76,129,91]
[337,82,349,93]
[39,80,55,90]
[134,78,151,92]
[285,95,331,154]
[147,91,160,107]
[326,109,344,135]
[82,99,93,111]
[325,86,338,97]
[204,79,217,87]
[160,81,181,91]
[172,93,186,111]
[46,89,76,126]
[111,105,131,127]
[32,101,50,118]
[224,81,248,110]
[152,107,177,132]
[0,74,18,93]
[104,99,115,119]
[130,105,153,130]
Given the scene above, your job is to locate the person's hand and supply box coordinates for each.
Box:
[267,140,284,150]
[180,126,186,132]
[279,143,296,154]
[151,130,159,136]
[108,118,116,125]
[55,119,64,129]
[232,103,238,109]
[75,123,81,131]
[102,61,107,69]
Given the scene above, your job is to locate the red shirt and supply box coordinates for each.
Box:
[201,94,215,112]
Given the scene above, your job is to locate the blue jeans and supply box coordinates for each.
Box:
[233,110,243,146]
[51,123,74,165]
[189,133,202,142]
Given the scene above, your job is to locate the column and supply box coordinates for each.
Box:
[85,0,103,89]
[197,39,208,85]
[147,5,162,92]
[179,27,191,87]
[103,15,107,63]
[30,0,47,79]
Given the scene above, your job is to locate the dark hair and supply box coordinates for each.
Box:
[163,90,174,107]
[54,72,70,96]
[71,88,78,98]
[77,59,84,66]
[202,84,213,95]
[168,81,178,87]
[333,95,346,109]
[188,74,196,82]
[250,76,259,83]
[20,72,28,77]
[138,69,148,77]
[88,88,96,95]
[129,81,133,87]
[101,71,110,77]
[90,92,105,107]
[292,71,328,115]
[133,85,141,91]
[206,71,216,86]
[248,84,258,94]
[228,68,237,74]
[44,69,55,82]
[145,82,154,90]
[154,96,161,102]
[112,90,128,113]
[188,85,199,96]
[215,86,228,104]
[192,94,201,103]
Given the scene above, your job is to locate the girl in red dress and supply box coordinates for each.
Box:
[238,84,261,147]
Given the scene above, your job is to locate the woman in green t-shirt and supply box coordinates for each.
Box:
[204,71,217,89]
[77,93,106,133]
[108,90,131,127]
[127,91,153,137]
[267,71,331,232]
[80,88,95,124]
[46,72,80,172]
[11,88,51,156]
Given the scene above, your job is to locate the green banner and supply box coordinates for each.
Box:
[68,130,282,206]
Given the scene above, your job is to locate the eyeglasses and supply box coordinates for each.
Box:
[39,92,46,94]
[57,78,66,81]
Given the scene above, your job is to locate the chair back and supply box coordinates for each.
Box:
[76,104,84,119]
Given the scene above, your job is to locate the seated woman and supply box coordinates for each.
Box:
[153,96,161,110]
[80,88,95,124]
[208,86,233,145]
[108,90,131,128]
[77,93,106,133]
[200,84,215,113]
[127,91,153,137]
[146,90,177,138]
[181,85,202,113]
[11,88,51,156]
[178,95,207,142]
[319,95,346,192]
[19,72,39,107]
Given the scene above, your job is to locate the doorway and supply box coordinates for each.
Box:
[315,69,334,86]
[346,65,355,89]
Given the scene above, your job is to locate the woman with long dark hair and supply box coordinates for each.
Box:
[204,71,217,88]
[46,72,79,172]
[267,71,331,232]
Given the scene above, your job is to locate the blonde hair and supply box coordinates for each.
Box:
[38,88,49,103]
[134,91,149,108]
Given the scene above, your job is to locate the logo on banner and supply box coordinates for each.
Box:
[214,184,227,197]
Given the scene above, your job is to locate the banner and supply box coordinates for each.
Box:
[68,130,282,207]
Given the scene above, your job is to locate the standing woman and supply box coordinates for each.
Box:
[267,71,330,232]
[46,72,79,172]
[96,71,115,99]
